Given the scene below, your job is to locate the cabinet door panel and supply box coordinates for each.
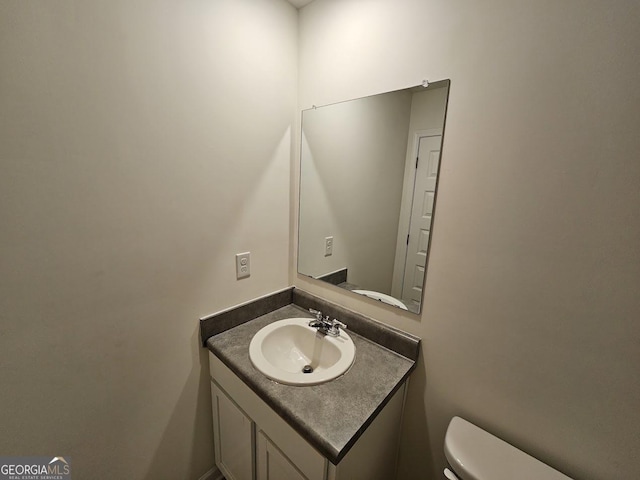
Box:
[257,430,309,480]
[210,352,326,480]
[211,382,254,480]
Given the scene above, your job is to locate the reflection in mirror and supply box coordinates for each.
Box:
[298,80,450,315]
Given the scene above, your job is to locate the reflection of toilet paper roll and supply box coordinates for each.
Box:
[444,468,460,480]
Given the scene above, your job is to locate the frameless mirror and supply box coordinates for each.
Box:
[298,80,450,315]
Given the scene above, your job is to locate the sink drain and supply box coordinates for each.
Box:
[302,365,314,374]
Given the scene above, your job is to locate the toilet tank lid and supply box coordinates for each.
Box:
[444,417,573,480]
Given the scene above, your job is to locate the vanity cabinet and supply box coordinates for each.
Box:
[209,352,406,480]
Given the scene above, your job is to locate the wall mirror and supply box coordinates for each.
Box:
[298,80,450,315]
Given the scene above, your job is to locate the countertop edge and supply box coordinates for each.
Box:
[332,359,416,463]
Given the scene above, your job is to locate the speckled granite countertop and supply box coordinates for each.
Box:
[206,302,416,464]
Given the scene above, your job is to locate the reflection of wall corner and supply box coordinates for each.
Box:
[317,268,348,285]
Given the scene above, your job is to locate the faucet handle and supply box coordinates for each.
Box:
[309,308,323,321]
[328,319,347,336]
[331,319,347,329]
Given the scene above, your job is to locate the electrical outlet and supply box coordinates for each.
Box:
[324,236,333,257]
[236,252,250,279]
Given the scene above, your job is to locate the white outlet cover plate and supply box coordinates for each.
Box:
[236,252,250,279]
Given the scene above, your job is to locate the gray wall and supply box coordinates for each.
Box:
[0,0,297,478]
[296,1,640,479]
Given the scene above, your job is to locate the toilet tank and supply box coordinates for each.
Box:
[444,417,573,480]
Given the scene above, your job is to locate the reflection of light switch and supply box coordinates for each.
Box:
[324,236,333,257]
[236,252,250,279]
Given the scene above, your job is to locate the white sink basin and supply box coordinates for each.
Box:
[249,318,355,386]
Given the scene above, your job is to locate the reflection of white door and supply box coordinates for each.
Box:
[401,134,441,308]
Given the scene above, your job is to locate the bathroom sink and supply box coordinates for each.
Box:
[352,290,408,310]
[249,318,355,386]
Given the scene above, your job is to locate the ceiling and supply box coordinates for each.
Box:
[287,0,315,8]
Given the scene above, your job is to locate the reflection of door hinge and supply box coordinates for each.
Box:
[415,157,419,168]
[406,234,410,245]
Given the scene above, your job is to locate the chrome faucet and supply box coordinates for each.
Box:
[308,309,347,337]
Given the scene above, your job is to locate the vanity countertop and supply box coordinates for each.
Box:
[206,303,416,464]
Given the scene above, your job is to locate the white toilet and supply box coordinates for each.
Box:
[443,416,574,480]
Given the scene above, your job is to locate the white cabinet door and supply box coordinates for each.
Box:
[257,430,308,480]
[211,382,254,480]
